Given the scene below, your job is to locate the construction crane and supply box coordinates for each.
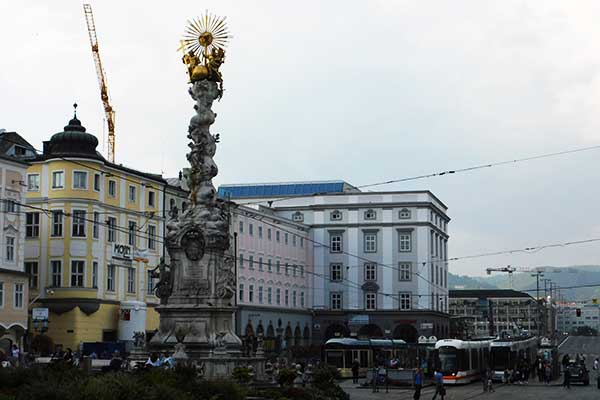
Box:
[486,265,546,289]
[83,4,115,163]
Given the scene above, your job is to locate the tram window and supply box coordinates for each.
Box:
[326,351,344,368]
[352,350,369,367]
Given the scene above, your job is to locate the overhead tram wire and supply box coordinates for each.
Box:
[239,143,600,206]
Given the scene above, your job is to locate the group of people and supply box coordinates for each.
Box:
[412,367,445,400]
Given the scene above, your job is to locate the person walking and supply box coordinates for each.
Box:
[563,367,571,389]
[593,358,599,371]
[351,359,360,384]
[486,368,495,393]
[537,358,544,383]
[413,367,423,400]
[372,365,379,393]
[544,363,552,385]
[432,368,445,400]
[481,369,488,392]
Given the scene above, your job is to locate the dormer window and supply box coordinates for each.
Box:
[364,209,376,220]
[399,208,411,219]
[292,211,304,222]
[330,210,342,221]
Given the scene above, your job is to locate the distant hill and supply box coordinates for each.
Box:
[450,266,600,301]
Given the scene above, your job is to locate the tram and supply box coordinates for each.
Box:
[490,336,538,381]
[435,338,494,384]
[323,338,407,378]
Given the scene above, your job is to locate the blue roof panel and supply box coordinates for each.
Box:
[217,181,347,199]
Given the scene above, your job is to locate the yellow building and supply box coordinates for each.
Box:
[21,113,167,351]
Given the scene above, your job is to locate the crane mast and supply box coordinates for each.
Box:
[83,4,115,163]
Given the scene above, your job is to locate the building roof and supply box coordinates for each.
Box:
[217,180,355,199]
[449,289,533,299]
[0,131,36,161]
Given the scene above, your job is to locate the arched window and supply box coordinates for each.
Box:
[182,202,188,212]
[169,198,176,210]
[330,210,342,221]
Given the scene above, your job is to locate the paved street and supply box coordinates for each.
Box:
[341,335,600,400]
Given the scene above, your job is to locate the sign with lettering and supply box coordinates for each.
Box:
[112,243,132,260]
[32,307,49,321]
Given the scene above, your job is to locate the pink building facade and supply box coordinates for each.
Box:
[232,205,313,353]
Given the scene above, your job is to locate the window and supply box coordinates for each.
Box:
[73,171,88,189]
[258,286,263,303]
[25,262,38,289]
[301,292,305,307]
[107,265,116,291]
[258,257,263,271]
[128,221,137,246]
[285,263,289,276]
[330,263,343,282]
[293,235,297,247]
[258,226,263,238]
[364,232,377,253]
[26,212,40,237]
[239,253,244,268]
[148,191,156,207]
[399,262,412,281]
[249,223,254,236]
[365,292,377,310]
[129,185,136,202]
[399,292,411,310]
[300,237,304,248]
[239,283,244,302]
[285,289,289,306]
[276,288,281,305]
[71,260,84,287]
[399,208,411,219]
[14,283,24,309]
[27,174,40,191]
[249,285,254,303]
[435,265,439,285]
[51,261,62,287]
[300,265,304,277]
[430,231,434,256]
[148,225,156,250]
[147,270,155,295]
[364,263,377,281]
[108,180,116,197]
[72,210,86,237]
[276,231,280,242]
[268,259,272,272]
[292,211,304,222]
[284,233,289,245]
[0,282,3,308]
[3,200,16,213]
[293,290,297,307]
[364,209,376,220]
[52,171,64,189]
[51,210,63,237]
[267,287,272,304]
[249,255,254,269]
[276,260,281,274]
[330,233,342,253]
[239,221,244,234]
[267,228,272,240]
[127,268,136,293]
[293,264,297,277]
[6,237,14,262]
[399,232,412,252]
[107,217,117,242]
[330,210,342,220]
[93,212,100,239]
[92,261,98,288]
[94,174,101,191]
[182,202,187,212]
[331,292,342,310]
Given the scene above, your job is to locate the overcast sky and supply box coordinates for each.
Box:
[1,1,599,276]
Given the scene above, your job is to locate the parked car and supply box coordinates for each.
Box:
[568,361,589,386]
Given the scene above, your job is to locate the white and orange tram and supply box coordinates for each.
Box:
[434,338,494,384]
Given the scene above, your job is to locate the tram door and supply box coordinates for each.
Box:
[351,349,370,368]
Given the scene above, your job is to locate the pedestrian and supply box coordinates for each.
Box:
[594,358,599,371]
[351,359,360,384]
[413,367,423,400]
[372,365,379,393]
[563,367,571,389]
[537,358,544,382]
[562,354,570,372]
[486,368,495,393]
[378,363,388,393]
[432,368,445,400]
[544,363,552,385]
[10,345,19,367]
